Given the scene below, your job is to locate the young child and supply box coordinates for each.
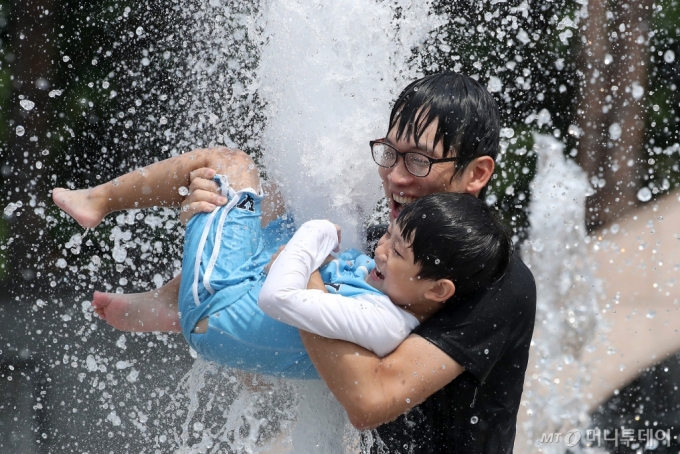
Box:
[53,148,511,379]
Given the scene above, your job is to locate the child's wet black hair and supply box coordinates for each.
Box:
[396,192,512,300]
[389,72,501,198]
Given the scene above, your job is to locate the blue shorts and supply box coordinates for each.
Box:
[177,177,319,379]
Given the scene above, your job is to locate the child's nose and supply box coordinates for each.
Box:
[374,242,388,262]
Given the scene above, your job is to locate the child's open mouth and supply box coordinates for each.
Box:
[373,266,385,280]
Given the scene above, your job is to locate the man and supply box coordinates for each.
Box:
[182,72,536,453]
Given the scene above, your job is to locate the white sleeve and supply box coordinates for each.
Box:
[258,220,419,357]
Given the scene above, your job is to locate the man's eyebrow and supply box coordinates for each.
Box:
[385,137,433,155]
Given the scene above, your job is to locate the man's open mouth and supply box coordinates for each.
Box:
[392,193,417,205]
[390,193,417,218]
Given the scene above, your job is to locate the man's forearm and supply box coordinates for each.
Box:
[300,331,390,429]
[300,330,464,430]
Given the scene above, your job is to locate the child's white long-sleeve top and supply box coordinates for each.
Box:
[258,220,419,357]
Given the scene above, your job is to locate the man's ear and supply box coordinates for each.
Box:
[463,156,495,196]
[424,279,456,302]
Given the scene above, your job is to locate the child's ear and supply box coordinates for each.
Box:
[424,279,455,302]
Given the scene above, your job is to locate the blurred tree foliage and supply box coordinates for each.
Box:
[420,0,680,236]
[0,0,181,298]
[1,0,680,295]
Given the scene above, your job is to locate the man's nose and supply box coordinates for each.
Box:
[387,156,414,185]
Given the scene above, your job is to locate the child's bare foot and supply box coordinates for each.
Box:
[52,187,107,229]
[91,290,181,333]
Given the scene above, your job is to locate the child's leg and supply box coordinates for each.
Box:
[91,274,182,332]
[53,147,260,228]
[92,180,289,336]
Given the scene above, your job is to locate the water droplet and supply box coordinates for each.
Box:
[500,127,514,138]
[470,416,479,424]
[41,149,49,155]
[102,81,110,89]
[4,201,22,217]
[405,398,410,403]
[15,126,25,136]
[20,99,35,111]
[62,55,70,62]
[35,161,42,169]
[178,186,189,196]
[159,116,168,125]
[632,82,644,100]
[637,187,652,202]
[434,259,440,265]
[48,89,63,98]
[136,26,144,36]
[608,122,622,140]
[664,50,675,63]
[647,310,656,319]
[484,349,489,355]
[487,76,502,93]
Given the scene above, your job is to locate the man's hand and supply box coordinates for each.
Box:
[180,167,227,224]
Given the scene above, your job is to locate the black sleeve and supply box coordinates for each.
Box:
[413,254,536,384]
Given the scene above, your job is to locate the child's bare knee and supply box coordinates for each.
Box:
[193,317,209,334]
[213,150,259,190]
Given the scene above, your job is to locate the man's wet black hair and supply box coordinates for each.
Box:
[389,72,501,198]
[396,192,512,300]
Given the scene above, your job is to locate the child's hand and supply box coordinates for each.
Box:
[264,245,286,274]
[321,254,335,267]
[307,270,328,293]
[327,222,341,252]
[334,223,342,251]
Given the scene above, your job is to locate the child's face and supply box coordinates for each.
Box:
[367,222,439,308]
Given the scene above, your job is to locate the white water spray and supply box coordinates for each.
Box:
[258,0,442,248]
[520,134,602,452]
[164,1,441,451]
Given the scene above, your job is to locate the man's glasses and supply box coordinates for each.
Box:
[370,139,463,177]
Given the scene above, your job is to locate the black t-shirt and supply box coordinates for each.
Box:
[372,253,536,453]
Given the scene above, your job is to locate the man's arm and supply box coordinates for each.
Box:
[300,331,464,430]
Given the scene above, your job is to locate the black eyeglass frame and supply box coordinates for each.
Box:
[369,139,464,177]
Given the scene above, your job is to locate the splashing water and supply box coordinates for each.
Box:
[520,134,602,451]
[142,1,441,451]
[258,0,442,248]
[15,1,640,451]
[20,99,35,111]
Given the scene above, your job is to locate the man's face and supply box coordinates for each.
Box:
[379,120,468,220]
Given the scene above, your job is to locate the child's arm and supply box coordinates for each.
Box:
[259,220,418,357]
